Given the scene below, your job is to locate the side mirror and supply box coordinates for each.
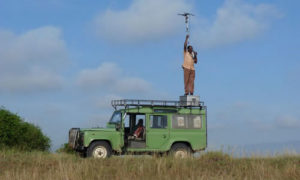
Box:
[115,123,121,131]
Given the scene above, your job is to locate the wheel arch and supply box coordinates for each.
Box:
[170,141,193,152]
[88,139,112,149]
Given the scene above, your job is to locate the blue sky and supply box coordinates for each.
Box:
[0,0,299,150]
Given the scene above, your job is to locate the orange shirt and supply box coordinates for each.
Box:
[134,126,144,138]
[182,51,195,70]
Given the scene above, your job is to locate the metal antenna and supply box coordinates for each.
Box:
[178,12,195,35]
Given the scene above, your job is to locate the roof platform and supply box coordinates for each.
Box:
[111,99,205,110]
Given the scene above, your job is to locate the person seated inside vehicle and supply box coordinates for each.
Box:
[133,119,144,139]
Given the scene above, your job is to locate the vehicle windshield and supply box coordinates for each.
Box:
[109,111,121,124]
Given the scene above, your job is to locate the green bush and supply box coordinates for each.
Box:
[56,143,75,154]
[0,108,51,151]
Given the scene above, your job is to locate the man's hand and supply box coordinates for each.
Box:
[186,34,189,39]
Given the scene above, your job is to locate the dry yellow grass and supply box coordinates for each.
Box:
[0,150,299,180]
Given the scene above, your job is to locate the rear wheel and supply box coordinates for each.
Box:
[87,141,112,159]
[170,143,191,158]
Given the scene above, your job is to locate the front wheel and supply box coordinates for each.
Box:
[170,143,192,158]
[87,141,112,159]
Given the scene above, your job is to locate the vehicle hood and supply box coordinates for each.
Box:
[80,128,116,132]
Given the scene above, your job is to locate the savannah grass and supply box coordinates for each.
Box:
[0,150,299,180]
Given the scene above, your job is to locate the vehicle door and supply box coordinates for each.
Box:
[146,114,170,149]
[109,111,124,149]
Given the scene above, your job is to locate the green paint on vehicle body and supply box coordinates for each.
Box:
[72,105,207,154]
[81,128,123,152]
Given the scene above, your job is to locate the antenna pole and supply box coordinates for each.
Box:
[178,13,194,41]
[185,15,189,35]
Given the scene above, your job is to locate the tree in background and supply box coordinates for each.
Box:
[0,108,51,151]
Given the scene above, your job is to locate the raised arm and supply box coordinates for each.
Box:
[184,35,189,52]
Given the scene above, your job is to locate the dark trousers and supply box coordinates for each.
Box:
[183,68,195,94]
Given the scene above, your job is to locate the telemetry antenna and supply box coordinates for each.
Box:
[178,12,194,35]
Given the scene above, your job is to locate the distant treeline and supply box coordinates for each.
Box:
[0,108,50,151]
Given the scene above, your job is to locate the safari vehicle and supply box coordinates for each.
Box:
[69,98,207,158]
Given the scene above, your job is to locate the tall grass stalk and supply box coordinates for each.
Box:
[0,150,299,180]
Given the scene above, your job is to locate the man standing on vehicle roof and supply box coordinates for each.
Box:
[182,34,197,96]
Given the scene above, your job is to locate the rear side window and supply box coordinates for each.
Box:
[172,115,202,129]
[150,115,168,128]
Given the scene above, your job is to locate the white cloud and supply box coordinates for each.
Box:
[77,62,151,94]
[93,0,281,47]
[95,94,123,109]
[0,26,68,92]
[77,63,119,87]
[0,67,63,92]
[114,77,151,93]
[93,0,191,43]
[276,116,300,129]
[215,102,300,131]
[193,0,282,49]
[250,115,300,131]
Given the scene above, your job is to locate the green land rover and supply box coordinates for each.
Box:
[69,98,207,158]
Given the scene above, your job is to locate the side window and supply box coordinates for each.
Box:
[150,115,168,128]
[172,115,202,129]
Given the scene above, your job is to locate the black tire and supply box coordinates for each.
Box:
[170,143,192,158]
[87,141,112,159]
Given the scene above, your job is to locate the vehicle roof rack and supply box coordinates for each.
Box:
[111,99,205,110]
